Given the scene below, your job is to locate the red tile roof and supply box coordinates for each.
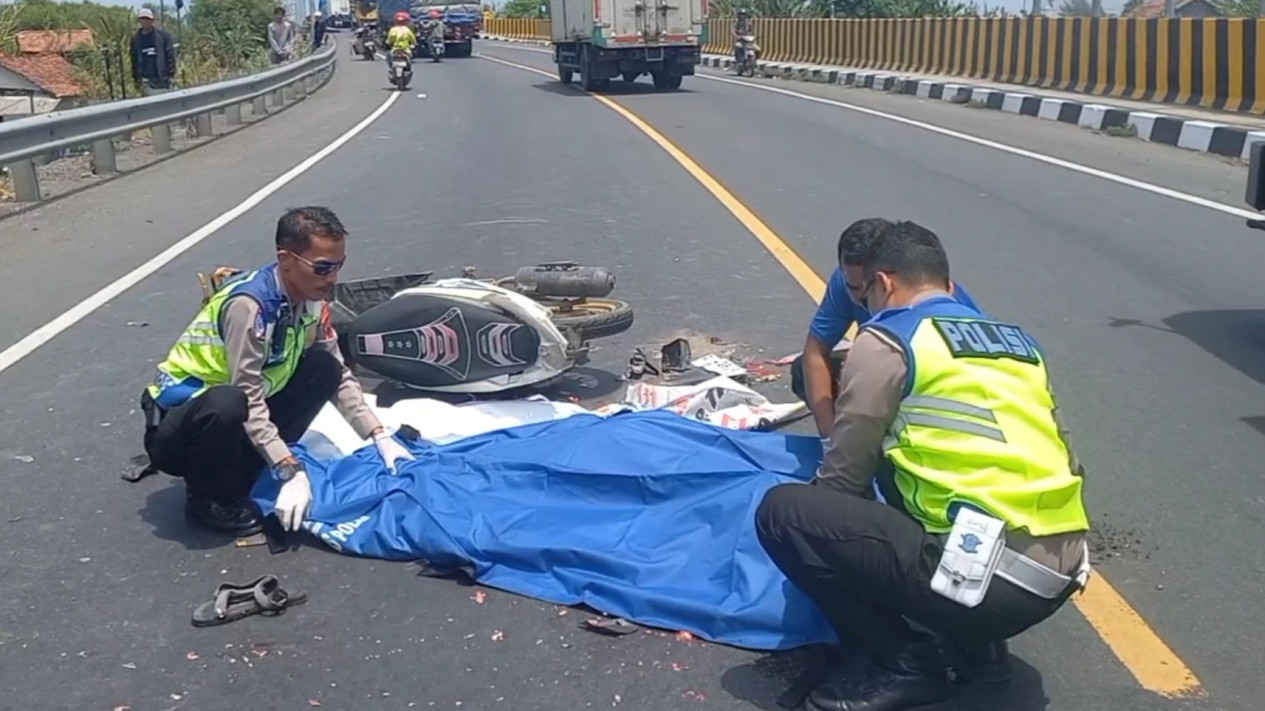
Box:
[15,29,96,54]
[0,54,84,98]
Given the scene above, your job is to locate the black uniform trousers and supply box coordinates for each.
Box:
[142,349,340,502]
[756,477,1078,658]
[789,350,848,408]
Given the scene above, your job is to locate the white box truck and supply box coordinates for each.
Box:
[549,0,705,91]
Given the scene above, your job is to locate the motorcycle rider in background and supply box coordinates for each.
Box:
[732,8,760,69]
[423,9,447,50]
[386,10,417,63]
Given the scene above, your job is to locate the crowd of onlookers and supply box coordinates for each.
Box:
[127,4,333,95]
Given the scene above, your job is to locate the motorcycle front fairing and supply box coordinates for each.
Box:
[344,279,572,394]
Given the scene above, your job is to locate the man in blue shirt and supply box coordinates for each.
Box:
[791,218,981,439]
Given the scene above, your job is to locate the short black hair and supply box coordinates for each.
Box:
[275,206,347,253]
[837,218,896,266]
[861,220,950,287]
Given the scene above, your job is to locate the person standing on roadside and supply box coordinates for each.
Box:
[269,7,298,64]
[312,10,327,49]
[130,8,176,94]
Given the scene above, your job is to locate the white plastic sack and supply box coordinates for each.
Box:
[605,375,805,430]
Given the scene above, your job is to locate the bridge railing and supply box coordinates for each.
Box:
[483,16,1265,115]
[1,41,338,203]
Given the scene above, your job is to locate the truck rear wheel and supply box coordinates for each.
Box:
[579,46,604,92]
[651,71,681,90]
[558,66,573,84]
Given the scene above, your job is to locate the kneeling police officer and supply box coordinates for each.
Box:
[140,207,414,536]
[757,221,1090,711]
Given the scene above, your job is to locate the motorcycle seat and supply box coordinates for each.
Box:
[342,291,543,387]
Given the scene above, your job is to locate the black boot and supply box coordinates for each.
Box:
[806,640,951,711]
[186,496,263,536]
[946,639,1012,685]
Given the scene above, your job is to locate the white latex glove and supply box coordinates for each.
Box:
[274,469,313,532]
[374,431,415,474]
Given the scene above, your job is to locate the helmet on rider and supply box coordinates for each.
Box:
[737,7,750,16]
[394,10,409,23]
[429,9,441,18]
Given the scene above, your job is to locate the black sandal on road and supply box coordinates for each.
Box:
[191,575,307,628]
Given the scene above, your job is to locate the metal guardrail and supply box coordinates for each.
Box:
[0,41,339,203]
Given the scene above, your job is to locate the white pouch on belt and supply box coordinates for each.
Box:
[930,508,1007,608]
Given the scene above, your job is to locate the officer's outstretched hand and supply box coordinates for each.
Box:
[275,469,313,531]
[374,430,416,475]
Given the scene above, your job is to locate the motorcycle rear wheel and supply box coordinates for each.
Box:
[547,298,634,340]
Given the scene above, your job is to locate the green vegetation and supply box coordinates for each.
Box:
[0,0,310,100]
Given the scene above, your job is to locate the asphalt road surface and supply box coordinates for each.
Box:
[0,43,1258,710]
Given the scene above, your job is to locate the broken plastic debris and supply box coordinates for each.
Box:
[121,662,137,670]
[674,630,695,642]
[472,590,487,604]
[490,630,504,641]
[186,652,199,661]
[583,617,639,636]
[308,700,322,707]
[691,353,747,378]
[13,455,33,463]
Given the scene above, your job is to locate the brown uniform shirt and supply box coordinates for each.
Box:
[818,289,1086,575]
[221,295,382,466]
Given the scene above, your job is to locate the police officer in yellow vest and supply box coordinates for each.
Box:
[756,221,1090,711]
[141,207,414,536]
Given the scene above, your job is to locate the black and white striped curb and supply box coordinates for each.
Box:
[480,34,550,46]
[479,36,1265,160]
[698,54,1265,161]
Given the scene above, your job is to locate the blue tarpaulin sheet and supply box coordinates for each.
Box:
[251,409,837,651]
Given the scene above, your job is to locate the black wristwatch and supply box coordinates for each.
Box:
[277,461,305,482]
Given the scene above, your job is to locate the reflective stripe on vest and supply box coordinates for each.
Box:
[884,395,1007,448]
[147,267,317,409]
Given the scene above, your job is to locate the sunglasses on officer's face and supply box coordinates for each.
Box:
[859,271,894,311]
[284,250,345,276]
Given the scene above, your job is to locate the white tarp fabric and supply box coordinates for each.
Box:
[302,376,805,457]
[301,394,592,456]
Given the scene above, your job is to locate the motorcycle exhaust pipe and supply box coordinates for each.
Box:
[512,265,616,298]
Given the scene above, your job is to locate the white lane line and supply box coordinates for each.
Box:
[484,42,1260,222]
[694,72,1260,221]
[0,91,403,376]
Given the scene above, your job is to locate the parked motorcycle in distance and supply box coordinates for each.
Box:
[389,48,413,90]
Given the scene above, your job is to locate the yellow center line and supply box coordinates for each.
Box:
[476,51,1204,700]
